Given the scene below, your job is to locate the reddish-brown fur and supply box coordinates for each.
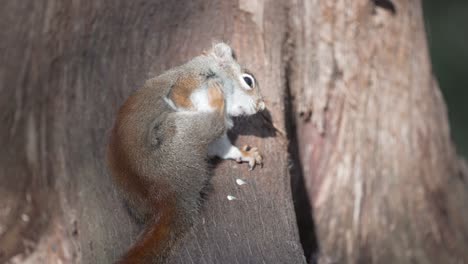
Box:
[117,195,176,263]
[168,75,201,109]
[107,87,180,263]
[106,43,260,263]
[107,77,226,263]
[207,81,225,114]
[107,95,150,200]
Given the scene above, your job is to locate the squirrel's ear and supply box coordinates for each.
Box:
[211,43,233,61]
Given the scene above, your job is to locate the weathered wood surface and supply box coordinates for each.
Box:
[2,0,468,264]
[288,0,468,263]
[0,0,305,263]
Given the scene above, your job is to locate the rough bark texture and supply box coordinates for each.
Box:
[2,0,467,264]
[288,0,468,263]
[0,0,306,263]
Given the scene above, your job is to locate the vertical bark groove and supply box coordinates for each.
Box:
[290,0,468,263]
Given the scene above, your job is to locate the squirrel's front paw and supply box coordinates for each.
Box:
[237,145,263,170]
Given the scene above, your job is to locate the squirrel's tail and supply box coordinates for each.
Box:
[117,194,192,264]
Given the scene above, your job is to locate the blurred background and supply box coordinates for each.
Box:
[423,0,468,157]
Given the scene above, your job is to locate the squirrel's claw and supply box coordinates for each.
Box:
[241,145,263,171]
[248,160,256,171]
[256,153,263,168]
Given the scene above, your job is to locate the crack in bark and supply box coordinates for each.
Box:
[372,0,397,15]
[282,3,318,263]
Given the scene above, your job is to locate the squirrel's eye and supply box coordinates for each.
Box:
[241,73,255,90]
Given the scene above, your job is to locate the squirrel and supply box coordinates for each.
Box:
[106,43,265,263]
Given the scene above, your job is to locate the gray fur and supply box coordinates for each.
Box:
[107,43,259,263]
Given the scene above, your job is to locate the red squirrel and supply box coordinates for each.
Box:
[107,43,265,263]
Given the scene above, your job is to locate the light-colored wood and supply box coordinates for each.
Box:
[288,0,468,263]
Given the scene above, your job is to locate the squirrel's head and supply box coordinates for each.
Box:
[206,43,265,117]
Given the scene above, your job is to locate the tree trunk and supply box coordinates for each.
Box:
[0,1,305,263]
[1,0,467,264]
[288,0,468,263]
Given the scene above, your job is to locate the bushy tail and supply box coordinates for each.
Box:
[117,197,187,264]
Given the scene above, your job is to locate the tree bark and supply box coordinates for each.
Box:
[288,0,468,263]
[0,1,305,263]
[2,0,467,264]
